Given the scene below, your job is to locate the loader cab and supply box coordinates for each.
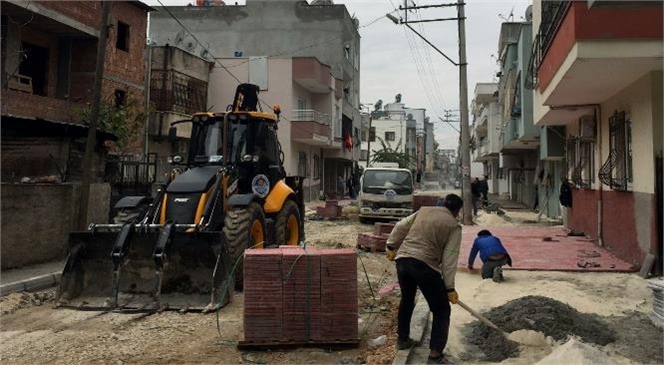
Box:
[169,114,281,171]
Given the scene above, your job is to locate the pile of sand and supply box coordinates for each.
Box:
[535,339,633,365]
[463,295,616,362]
[0,291,55,316]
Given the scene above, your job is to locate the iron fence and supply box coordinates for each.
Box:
[150,70,207,115]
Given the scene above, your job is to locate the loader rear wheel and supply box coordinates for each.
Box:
[224,202,266,291]
[275,200,302,246]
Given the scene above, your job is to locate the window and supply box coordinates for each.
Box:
[116,21,130,52]
[385,131,396,142]
[568,138,595,189]
[313,154,320,179]
[298,152,308,177]
[18,42,49,96]
[297,98,306,110]
[599,111,632,190]
[114,89,126,108]
[361,129,367,142]
[369,127,376,142]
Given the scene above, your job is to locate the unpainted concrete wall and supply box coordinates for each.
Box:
[1,182,110,269]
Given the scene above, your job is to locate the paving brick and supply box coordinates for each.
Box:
[460,225,636,272]
[374,222,396,236]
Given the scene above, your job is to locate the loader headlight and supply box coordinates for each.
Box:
[252,155,260,163]
[169,155,183,164]
[242,154,253,162]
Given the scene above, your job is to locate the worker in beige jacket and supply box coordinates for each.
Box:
[386,194,463,365]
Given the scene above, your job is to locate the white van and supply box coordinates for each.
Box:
[358,167,414,223]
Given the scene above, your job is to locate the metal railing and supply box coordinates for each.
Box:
[525,1,572,90]
[291,109,331,125]
[150,70,207,115]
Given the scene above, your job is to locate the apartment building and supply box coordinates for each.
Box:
[149,0,362,198]
[470,83,501,193]
[496,21,539,209]
[528,0,663,269]
[2,1,151,181]
[0,1,151,269]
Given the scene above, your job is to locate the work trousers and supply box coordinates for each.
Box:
[481,256,509,279]
[396,257,451,352]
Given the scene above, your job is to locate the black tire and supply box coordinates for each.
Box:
[112,204,149,224]
[275,200,302,246]
[223,202,266,291]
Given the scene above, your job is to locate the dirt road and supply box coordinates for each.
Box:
[0,218,400,365]
[1,212,661,365]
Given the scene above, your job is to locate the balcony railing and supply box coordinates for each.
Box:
[150,70,207,115]
[292,109,331,126]
[525,1,571,90]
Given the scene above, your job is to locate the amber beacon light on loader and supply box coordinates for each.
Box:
[56,84,305,313]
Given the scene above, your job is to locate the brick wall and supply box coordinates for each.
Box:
[38,1,101,30]
[1,89,85,124]
[569,188,599,239]
[104,1,148,89]
[1,182,110,269]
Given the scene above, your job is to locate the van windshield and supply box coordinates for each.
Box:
[362,170,413,194]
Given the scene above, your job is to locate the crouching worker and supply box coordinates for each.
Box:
[467,230,512,282]
[386,194,463,364]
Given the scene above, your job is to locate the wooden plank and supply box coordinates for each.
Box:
[237,339,360,351]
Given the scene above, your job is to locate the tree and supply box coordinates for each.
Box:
[370,137,416,169]
[79,94,147,151]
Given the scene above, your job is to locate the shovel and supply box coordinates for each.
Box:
[456,300,547,347]
[456,299,510,338]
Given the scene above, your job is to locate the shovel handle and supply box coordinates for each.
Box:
[456,299,505,334]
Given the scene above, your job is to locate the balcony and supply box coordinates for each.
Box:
[1,89,85,125]
[527,1,662,117]
[150,70,207,115]
[292,58,332,93]
[290,109,332,146]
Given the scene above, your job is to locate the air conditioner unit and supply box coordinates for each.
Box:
[579,115,596,140]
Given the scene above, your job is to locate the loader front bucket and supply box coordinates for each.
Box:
[56,230,233,312]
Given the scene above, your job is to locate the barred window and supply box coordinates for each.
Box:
[298,152,308,177]
[313,154,320,180]
[385,131,396,141]
[599,111,632,190]
[567,137,595,188]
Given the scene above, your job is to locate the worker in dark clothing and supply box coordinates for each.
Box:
[467,230,512,282]
[479,175,489,207]
[386,194,463,364]
[559,176,572,228]
[470,178,481,216]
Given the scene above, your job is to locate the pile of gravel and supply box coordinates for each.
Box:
[0,291,55,316]
[463,295,616,362]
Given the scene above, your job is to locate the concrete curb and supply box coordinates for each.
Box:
[392,292,430,365]
[0,272,61,296]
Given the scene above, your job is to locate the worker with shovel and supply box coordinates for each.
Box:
[386,194,463,365]
[467,230,512,282]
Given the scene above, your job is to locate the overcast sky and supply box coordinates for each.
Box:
[146,0,532,150]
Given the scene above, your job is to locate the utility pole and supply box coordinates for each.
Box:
[78,1,112,230]
[387,2,471,223]
[457,0,473,224]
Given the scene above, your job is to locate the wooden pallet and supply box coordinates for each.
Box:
[238,338,360,350]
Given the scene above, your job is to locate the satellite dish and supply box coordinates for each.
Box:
[174,30,185,46]
[200,47,209,60]
[525,5,533,21]
[186,41,197,52]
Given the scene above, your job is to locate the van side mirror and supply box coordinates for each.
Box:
[168,126,177,142]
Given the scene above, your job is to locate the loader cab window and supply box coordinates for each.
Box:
[229,121,248,163]
[254,122,279,166]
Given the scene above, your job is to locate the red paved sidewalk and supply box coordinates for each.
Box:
[459,225,636,272]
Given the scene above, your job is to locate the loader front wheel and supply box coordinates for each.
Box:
[224,202,266,291]
[275,200,302,246]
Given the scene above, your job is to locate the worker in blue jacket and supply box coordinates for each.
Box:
[467,230,512,282]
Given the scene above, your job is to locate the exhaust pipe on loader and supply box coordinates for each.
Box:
[56,224,233,313]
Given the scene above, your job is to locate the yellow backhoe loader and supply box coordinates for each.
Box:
[56,84,304,313]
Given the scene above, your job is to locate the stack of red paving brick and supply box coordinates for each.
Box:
[356,222,395,252]
[413,195,440,211]
[315,200,342,218]
[243,247,358,345]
